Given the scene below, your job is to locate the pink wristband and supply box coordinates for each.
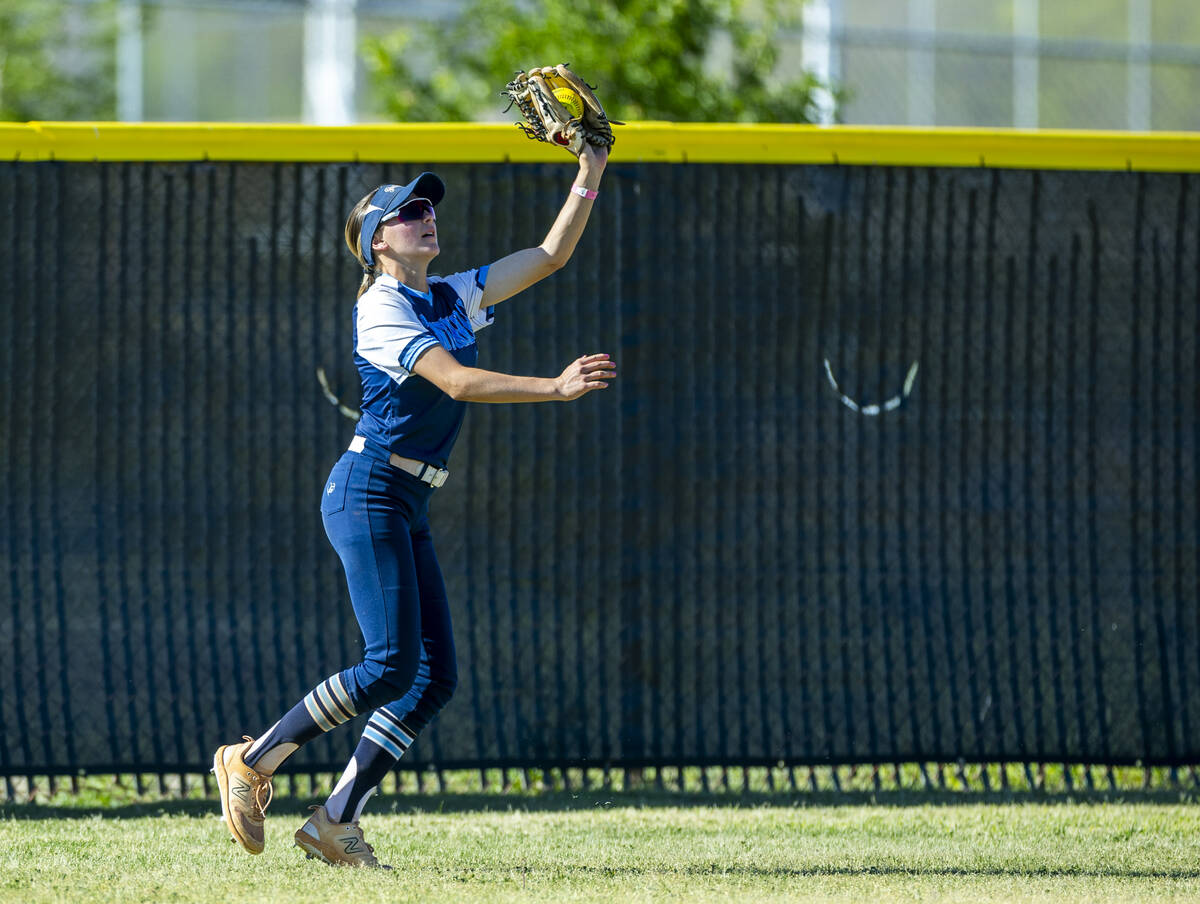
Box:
[571,184,598,200]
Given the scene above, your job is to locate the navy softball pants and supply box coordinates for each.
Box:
[319,439,457,737]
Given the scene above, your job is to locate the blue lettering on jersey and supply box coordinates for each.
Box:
[419,302,476,352]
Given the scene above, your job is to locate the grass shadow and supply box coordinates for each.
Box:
[569,863,1200,881]
[2,787,1195,820]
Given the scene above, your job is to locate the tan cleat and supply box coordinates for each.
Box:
[212,736,273,854]
[294,805,391,869]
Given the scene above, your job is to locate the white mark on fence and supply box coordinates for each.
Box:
[823,358,920,415]
[316,366,361,421]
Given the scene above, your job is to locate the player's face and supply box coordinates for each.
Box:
[376,199,439,262]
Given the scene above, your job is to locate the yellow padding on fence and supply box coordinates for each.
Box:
[2,121,1200,172]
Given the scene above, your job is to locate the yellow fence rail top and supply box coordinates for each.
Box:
[2,122,1200,172]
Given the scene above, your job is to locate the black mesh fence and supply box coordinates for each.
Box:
[1,159,1197,776]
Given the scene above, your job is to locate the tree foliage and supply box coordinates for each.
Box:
[364,0,836,124]
[0,0,117,121]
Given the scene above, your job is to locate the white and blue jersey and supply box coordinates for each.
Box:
[353,268,492,467]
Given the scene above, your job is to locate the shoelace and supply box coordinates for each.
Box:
[252,776,274,820]
[346,823,379,864]
[240,736,273,820]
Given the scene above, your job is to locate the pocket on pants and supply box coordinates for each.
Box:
[321,459,354,515]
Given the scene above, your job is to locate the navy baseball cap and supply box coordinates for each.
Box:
[360,172,445,266]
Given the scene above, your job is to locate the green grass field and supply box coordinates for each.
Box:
[3,772,1199,903]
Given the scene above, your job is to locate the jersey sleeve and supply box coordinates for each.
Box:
[356,290,440,379]
[436,266,494,332]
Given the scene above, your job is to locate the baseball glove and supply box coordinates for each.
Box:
[503,64,620,156]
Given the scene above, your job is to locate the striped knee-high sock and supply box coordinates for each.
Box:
[243,673,358,775]
[324,709,415,824]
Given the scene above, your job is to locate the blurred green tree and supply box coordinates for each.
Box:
[0,0,117,121]
[364,0,838,123]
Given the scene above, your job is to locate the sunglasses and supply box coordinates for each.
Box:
[381,198,436,224]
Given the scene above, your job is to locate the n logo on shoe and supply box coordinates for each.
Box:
[341,835,364,855]
[231,777,251,803]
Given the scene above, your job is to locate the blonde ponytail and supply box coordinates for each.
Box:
[345,190,381,299]
[357,270,376,299]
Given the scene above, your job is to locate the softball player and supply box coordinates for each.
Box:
[213,144,612,868]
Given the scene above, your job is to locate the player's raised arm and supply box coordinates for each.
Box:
[482,64,619,308]
[479,144,607,308]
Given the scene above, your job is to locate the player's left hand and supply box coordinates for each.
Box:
[579,143,608,172]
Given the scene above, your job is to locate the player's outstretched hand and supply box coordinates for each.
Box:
[579,143,608,172]
[555,353,616,400]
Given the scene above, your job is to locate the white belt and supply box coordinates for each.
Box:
[348,435,449,488]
